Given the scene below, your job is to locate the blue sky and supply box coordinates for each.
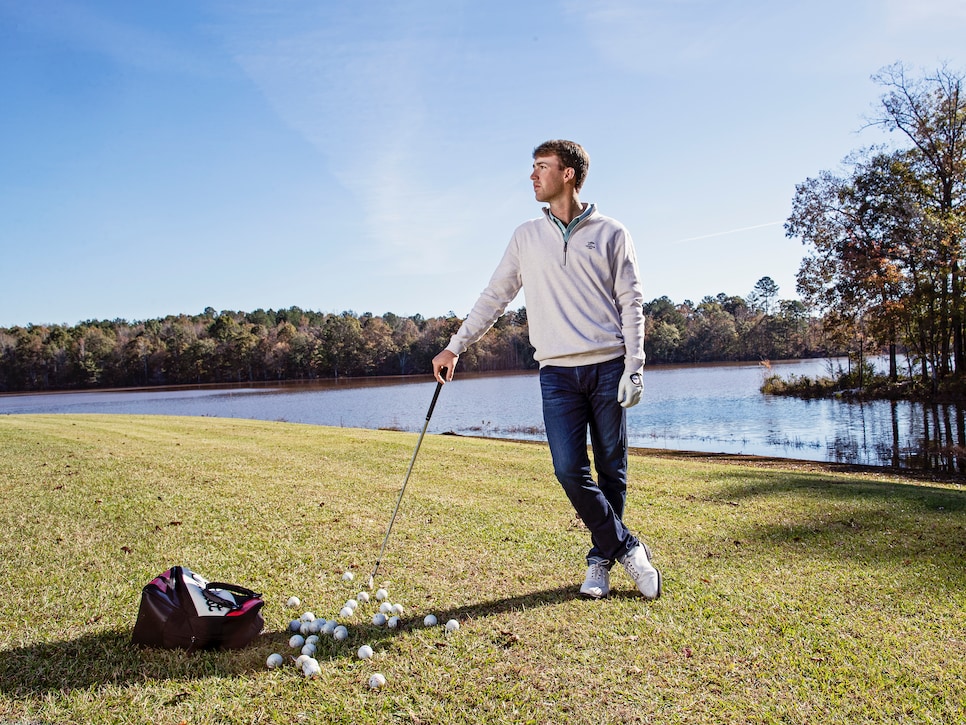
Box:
[2,1,965,328]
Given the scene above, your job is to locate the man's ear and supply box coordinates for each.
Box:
[564,166,576,184]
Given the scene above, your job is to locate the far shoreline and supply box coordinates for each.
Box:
[438,430,966,485]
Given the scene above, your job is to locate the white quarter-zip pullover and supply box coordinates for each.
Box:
[445,204,645,373]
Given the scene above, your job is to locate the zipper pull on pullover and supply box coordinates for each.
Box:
[546,203,596,266]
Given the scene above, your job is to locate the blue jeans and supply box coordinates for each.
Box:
[540,357,639,566]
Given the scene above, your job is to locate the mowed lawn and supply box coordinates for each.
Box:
[0,414,963,724]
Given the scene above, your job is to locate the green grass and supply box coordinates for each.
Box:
[0,414,963,724]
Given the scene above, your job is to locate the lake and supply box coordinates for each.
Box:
[1,358,964,472]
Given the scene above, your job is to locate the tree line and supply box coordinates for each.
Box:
[786,62,966,396]
[0,283,833,393]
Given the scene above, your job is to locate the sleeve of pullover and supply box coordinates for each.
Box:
[446,237,523,356]
[614,228,646,373]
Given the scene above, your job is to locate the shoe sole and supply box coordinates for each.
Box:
[627,543,661,600]
[641,542,661,600]
[579,587,609,600]
[646,567,662,601]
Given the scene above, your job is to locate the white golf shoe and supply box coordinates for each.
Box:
[619,544,662,600]
[579,561,610,599]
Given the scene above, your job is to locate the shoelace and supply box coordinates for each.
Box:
[623,559,644,579]
[587,562,608,582]
[622,552,653,581]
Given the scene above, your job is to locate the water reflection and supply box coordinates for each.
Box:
[1,360,964,472]
[909,402,966,473]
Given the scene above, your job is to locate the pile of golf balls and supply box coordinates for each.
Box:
[266,572,462,687]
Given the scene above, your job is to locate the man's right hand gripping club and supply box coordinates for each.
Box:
[432,350,458,384]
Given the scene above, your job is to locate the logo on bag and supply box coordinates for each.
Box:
[184,570,234,617]
[205,596,233,613]
[207,588,238,612]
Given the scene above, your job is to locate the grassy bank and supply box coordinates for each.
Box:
[0,414,963,724]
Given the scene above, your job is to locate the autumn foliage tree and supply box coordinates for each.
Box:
[787,63,966,393]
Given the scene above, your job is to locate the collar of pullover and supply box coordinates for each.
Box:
[546,203,596,242]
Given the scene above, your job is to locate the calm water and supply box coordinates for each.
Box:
[2,359,964,471]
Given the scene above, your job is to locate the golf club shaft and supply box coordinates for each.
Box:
[369,374,445,587]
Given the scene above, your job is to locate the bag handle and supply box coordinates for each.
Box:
[203,582,262,610]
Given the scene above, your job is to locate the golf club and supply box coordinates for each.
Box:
[367,370,446,589]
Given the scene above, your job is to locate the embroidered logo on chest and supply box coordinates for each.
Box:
[585,241,597,250]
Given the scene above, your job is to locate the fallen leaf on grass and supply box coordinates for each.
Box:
[497,630,520,648]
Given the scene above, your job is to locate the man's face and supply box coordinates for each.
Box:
[531,155,573,203]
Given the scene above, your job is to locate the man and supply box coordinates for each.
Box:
[431,140,661,600]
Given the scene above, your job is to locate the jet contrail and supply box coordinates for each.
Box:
[670,221,783,245]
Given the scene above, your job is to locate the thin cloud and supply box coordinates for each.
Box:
[218,5,505,276]
[670,221,783,245]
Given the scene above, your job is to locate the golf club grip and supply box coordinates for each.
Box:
[426,369,445,420]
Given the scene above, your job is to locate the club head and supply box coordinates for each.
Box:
[367,574,374,590]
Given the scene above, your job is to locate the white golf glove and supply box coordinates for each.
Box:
[617,369,644,409]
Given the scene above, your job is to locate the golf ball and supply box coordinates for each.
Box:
[342,571,354,582]
[340,606,354,618]
[423,614,438,627]
[301,611,316,622]
[357,644,374,660]
[306,635,320,644]
[387,616,400,629]
[308,620,322,634]
[299,622,312,636]
[445,619,460,633]
[266,653,284,669]
[288,619,302,633]
[321,620,337,635]
[391,603,404,615]
[301,643,317,656]
[375,588,389,601]
[333,625,349,641]
[302,658,322,678]
[379,602,393,614]
[289,634,305,649]
[286,596,301,608]
[345,598,359,610]
[372,612,387,626]
[357,591,370,604]
[369,672,387,689]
